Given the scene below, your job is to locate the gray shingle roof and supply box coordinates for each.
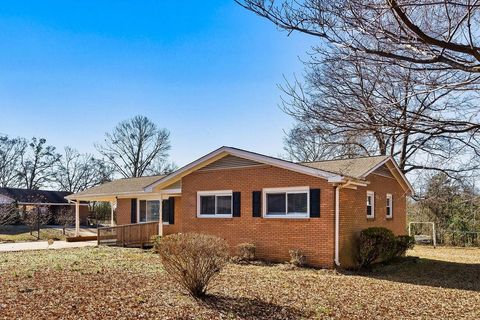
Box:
[300,156,389,179]
[69,152,393,200]
[71,175,165,197]
[0,188,71,204]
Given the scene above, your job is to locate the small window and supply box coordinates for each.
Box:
[263,187,309,218]
[386,194,393,218]
[197,191,232,217]
[367,191,375,218]
[138,200,160,222]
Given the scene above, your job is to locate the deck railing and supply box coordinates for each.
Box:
[97,222,159,248]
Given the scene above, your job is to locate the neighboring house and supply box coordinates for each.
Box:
[67,146,413,268]
[0,188,89,224]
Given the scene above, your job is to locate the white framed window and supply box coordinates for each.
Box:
[197,190,233,218]
[386,193,393,219]
[138,199,160,223]
[262,186,309,218]
[366,191,375,218]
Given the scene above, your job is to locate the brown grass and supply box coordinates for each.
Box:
[0,225,66,242]
[0,245,478,319]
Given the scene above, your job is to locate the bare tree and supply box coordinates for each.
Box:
[237,0,480,74]
[18,137,60,190]
[284,123,369,162]
[22,202,53,239]
[0,136,26,187]
[95,115,171,178]
[0,203,19,226]
[281,51,480,178]
[57,206,75,235]
[146,159,178,176]
[53,147,113,193]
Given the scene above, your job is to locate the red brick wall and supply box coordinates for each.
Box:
[116,198,132,225]
[180,165,335,268]
[163,197,182,235]
[112,167,407,268]
[338,173,408,267]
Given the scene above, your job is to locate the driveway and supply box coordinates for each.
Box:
[0,240,97,252]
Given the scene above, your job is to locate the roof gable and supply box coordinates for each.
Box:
[198,154,264,171]
[145,146,342,192]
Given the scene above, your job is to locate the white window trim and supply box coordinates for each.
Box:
[262,186,310,219]
[367,190,375,219]
[137,198,161,223]
[197,190,233,218]
[386,193,393,219]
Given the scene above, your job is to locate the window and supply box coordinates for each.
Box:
[386,193,393,218]
[197,191,232,217]
[367,191,375,218]
[263,187,309,218]
[138,200,160,222]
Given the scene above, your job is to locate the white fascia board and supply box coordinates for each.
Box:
[144,146,342,192]
[362,157,414,195]
[144,147,229,192]
[17,202,89,206]
[361,157,391,178]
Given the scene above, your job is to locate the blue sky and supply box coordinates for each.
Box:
[0,1,312,166]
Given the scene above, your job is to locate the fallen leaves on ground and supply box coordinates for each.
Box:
[0,246,478,319]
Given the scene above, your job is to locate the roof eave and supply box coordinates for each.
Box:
[361,156,414,195]
[144,146,342,192]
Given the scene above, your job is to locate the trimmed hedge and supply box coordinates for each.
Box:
[358,227,414,268]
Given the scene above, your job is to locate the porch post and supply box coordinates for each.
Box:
[75,200,80,237]
[110,201,115,226]
[158,193,163,236]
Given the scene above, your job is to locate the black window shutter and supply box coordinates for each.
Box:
[232,192,241,217]
[252,191,262,217]
[162,199,169,223]
[310,189,320,218]
[168,197,175,225]
[130,198,137,223]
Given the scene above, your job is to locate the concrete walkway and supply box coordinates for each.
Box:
[0,240,97,252]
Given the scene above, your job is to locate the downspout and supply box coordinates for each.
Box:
[335,186,340,266]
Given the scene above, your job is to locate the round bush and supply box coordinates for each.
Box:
[357,227,396,267]
[157,233,229,298]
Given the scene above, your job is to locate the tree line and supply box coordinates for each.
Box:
[0,115,175,193]
[237,0,480,242]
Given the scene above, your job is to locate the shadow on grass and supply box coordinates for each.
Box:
[0,225,31,235]
[203,294,308,320]
[358,257,480,292]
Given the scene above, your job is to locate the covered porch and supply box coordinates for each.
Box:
[65,174,181,247]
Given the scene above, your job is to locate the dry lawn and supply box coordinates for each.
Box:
[0,225,66,242]
[0,246,478,319]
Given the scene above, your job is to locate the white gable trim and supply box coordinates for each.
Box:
[362,157,414,195]
[144,146,343,192]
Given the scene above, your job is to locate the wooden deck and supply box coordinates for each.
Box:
[97,222,159,248]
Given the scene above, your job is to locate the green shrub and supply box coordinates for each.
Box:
[289,249,306,267]
[358,228,416,268]
[236,242,256,261]
[394,235,415,257]
[357,227,396,267]
[157,233,229,299]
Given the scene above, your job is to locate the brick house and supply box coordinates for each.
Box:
[67,146,413,268]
